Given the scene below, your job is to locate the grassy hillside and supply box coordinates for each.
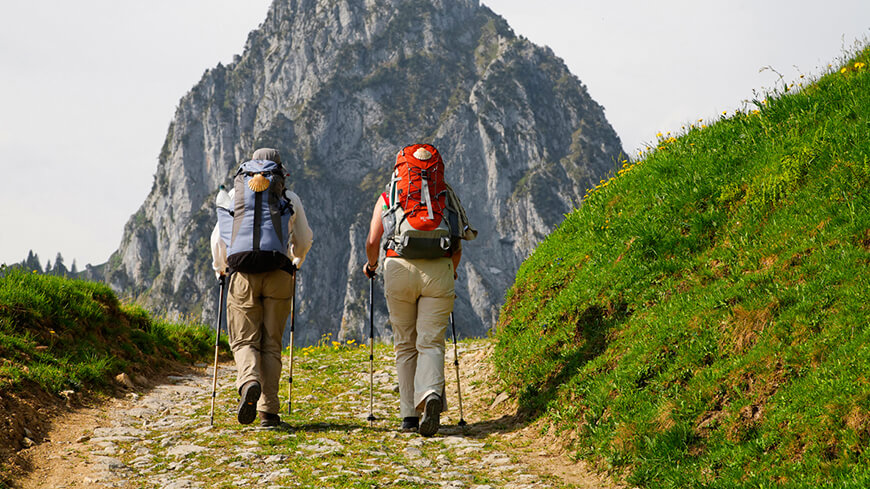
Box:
[495,47,870,488]
[0,267,221,486]
[0,268,217,395]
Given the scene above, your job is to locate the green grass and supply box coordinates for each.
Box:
[0,267,219,395]
[494,48,870,488]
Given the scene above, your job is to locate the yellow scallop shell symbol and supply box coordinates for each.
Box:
[247,174,270,192]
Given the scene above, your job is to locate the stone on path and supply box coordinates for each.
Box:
[92,456,127,471]
[167,444,208,458]
[403,446,424,458]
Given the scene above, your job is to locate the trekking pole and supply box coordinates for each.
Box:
[287,268,297,415]
[449,312,467,426]
[367,275,377,427]
[210,275,226,426]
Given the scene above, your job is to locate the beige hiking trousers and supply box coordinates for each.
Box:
[226,269,293,414]
[383,256,455,418]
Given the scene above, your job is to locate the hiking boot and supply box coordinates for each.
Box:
[419,393,442,437]
[237,381,261,425]
[400,416,419,432]
[259,411,281,427]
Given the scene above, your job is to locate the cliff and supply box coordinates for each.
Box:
[104,0,624,345]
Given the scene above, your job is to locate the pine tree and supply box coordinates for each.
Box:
[70,260,78,275]
[52,253,69,276]
[24,250,42,273]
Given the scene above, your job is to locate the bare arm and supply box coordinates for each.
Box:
[365,195,386,271]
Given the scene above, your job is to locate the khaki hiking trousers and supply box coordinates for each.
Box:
[383,256,455,418]
[226,269,293,414]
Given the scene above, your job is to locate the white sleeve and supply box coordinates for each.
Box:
[286,192,313,268]
[211,188,235,276]
[211,223,227,277]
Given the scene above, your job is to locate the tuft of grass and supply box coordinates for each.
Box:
[0,268,219,395]
[495,47,870,488]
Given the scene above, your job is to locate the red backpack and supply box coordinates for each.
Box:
[382,144,459,258]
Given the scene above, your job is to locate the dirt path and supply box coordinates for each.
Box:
[13,340,619,488]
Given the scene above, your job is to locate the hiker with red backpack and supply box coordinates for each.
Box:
[210,148,313,427]
[363,143,476,436]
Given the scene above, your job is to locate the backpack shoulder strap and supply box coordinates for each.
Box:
[387,170,401,209]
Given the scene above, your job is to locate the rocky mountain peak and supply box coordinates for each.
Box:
[104,0,624,345]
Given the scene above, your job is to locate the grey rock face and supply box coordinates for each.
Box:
[104,0,623,345]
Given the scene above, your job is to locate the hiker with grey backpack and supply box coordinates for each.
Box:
[363,143,476,436]
[210,148,313,427]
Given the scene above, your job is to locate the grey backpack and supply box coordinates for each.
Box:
[217,159,295,274]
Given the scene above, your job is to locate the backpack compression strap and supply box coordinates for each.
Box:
[418,168,435,221]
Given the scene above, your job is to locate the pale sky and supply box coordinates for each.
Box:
[1,1,868,268]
